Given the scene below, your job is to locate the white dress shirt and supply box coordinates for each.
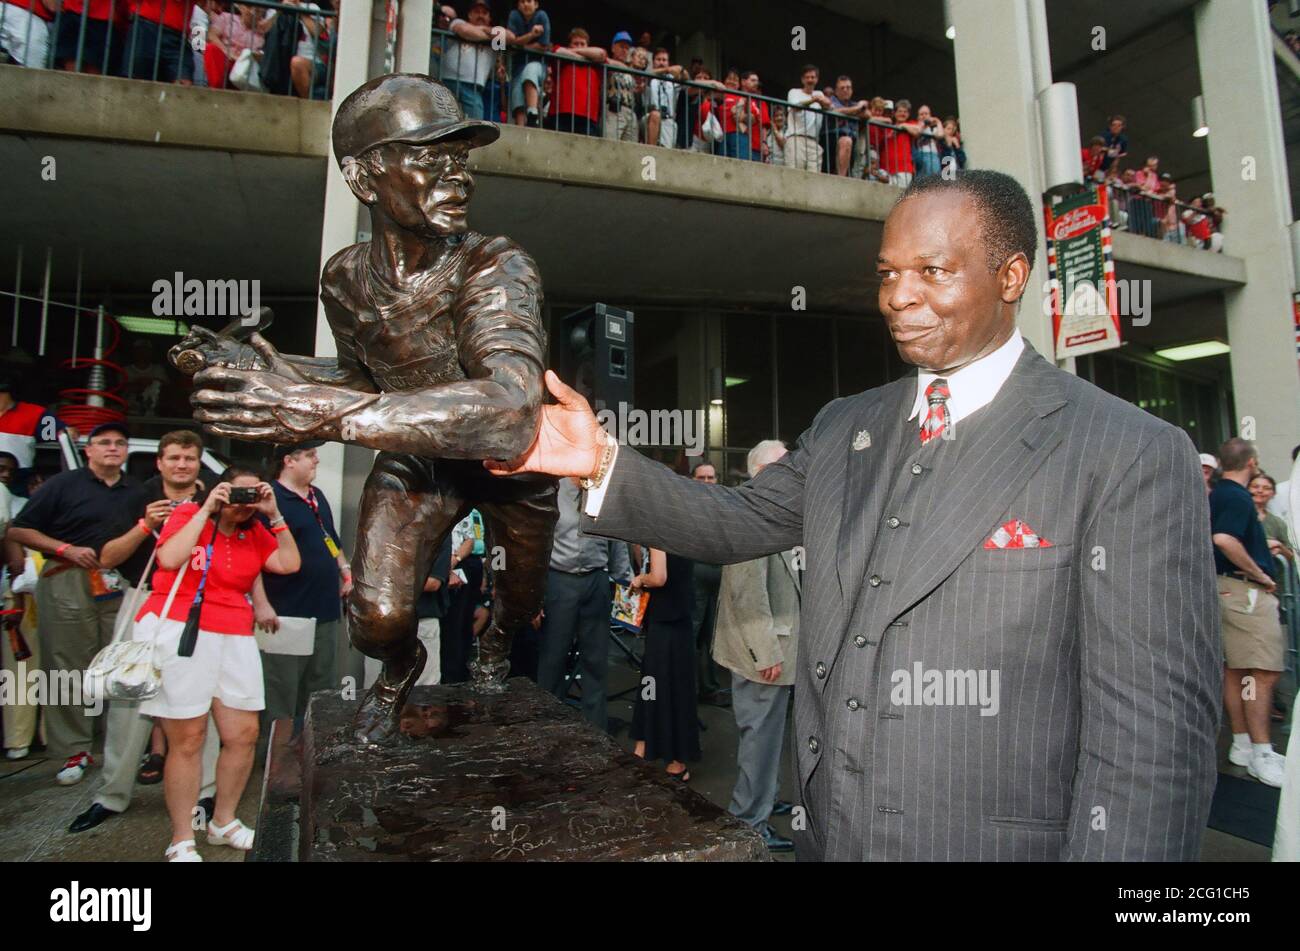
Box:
[908,330,1024,430]
[588,331,1026,518]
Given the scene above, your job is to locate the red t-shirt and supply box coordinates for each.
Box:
[721,92,755,134]
[750,99,770,152]
[131,0,194,32]
[0,401,49,468]
[879,126,915,175]
[8,0,55,21]
[61,0,116,20]
[1081,148,1105,178]
[1187,213,1212,242]
[137,503,278,636]
[867,119,889,159]
[550,55,601,120]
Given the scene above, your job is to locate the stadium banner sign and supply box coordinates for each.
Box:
[1044,185,1122,360]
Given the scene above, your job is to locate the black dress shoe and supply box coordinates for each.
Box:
[760,824,794,853]
[68,803,119,834]
[194,796,215,827]
[771,799,794,816]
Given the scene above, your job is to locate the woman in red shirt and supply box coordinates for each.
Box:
[139,465,301,861]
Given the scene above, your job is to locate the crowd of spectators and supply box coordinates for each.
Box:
[431,1,968,183]
[0,0,338,98]
[1080,114,1226,251]
[0,0,1243,234]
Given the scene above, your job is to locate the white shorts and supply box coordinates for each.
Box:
[139,614,265,720]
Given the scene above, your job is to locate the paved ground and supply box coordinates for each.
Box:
[0,643,1277,862]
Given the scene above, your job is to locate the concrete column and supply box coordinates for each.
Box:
[313,0,374,532]
[1195,0,1300,473]
[950,0,1054,360]
[396,0,433,74]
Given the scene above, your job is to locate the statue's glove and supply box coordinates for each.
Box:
[169,326,271,375]
[191,364,379,443]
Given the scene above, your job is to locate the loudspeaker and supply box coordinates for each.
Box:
[557,304,634,413]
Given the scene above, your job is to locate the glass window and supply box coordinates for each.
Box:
[724,313,774,451]
[777,316,834,443]
[1135,364,1161,415]
[836,318,893,397]
[1113,358,1138,406]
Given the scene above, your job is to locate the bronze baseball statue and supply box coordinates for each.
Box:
[176,74,559,743]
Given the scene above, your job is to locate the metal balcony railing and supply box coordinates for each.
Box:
[0,0,336,99]
[1105,183,1225,252]
[430,26,962,184]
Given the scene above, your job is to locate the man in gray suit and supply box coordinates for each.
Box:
[488,170,1220,861]
[713,439,801,852]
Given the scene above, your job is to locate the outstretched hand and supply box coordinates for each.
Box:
[484,370,605,479]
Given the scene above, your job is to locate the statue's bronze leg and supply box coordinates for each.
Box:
[471,482,559,692]
[349,453,467,742]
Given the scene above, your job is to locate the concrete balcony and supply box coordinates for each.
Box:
[0,68,1245,321]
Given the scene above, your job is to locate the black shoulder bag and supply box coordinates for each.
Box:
[178,523,220,658]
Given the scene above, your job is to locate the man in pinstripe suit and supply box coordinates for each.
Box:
[488,170,1220,861]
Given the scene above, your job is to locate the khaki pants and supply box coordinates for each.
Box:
[784,135,823,173]
[604,106,637,142]
[262,618,341,722]
[94,584,218,812]
[1,592,42,751]
[35,566,121,757]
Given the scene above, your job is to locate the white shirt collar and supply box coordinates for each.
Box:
[908,330,1025,425]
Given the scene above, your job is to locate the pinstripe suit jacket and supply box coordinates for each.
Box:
[582,344,1220,861]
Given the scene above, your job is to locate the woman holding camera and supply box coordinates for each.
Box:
[139,466,301,862]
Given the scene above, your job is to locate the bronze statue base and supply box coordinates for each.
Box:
[252,681,770,862]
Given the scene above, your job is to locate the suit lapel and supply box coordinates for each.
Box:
[835,378,914,606]
[880,346,1070,624]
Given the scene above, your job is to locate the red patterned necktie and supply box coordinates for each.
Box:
[919,378,951,444]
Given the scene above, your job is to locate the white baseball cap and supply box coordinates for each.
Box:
[1198,453,1219,469]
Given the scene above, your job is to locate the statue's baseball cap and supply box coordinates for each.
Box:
[331,73,499,167]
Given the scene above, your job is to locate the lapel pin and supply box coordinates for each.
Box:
[852,430,872,451]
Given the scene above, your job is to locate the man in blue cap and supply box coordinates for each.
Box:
[605,30,638,142]
[187,75,558,743]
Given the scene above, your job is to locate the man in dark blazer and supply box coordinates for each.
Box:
[487,170,1220,861]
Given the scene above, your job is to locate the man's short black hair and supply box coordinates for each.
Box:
[899,169,1039,275]
[801,63,819,76]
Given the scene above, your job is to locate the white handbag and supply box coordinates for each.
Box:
[229,48,263,92]
[701,108,724,143]
[84,548,188,704]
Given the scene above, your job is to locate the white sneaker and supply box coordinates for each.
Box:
[1247,749,1286,788]
[4,747,29,760]
[1228,744,1252,767]
[56,752,94,786]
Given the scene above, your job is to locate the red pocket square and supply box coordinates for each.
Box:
[983,519,1053,550]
